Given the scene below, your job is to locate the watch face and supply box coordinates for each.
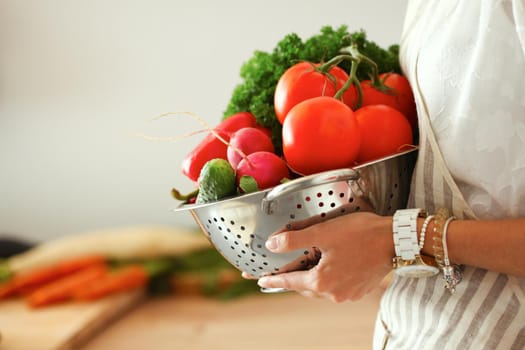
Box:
[394,265,440,278]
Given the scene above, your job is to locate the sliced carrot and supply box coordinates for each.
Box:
[0,255,106,301]
[73,265,149,301]
[0,280,18,299]
[13,284,43,297]
[7,255,106,296]
[27,264,108,308]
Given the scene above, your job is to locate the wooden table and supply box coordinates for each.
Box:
[80,290,382,350]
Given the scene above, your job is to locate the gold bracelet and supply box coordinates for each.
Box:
[432,207,450,269]
[432,208,463,293]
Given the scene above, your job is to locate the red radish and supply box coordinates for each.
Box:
[255,125,273,139]
[182,112,257,182]
[236,151,290,190]
[227,127,275,169]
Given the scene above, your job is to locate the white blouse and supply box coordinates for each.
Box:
[403,0,525,220]
[373,2,525,349]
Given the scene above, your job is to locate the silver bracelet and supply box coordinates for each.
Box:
[442,216,462,293]
[419,215,434,250]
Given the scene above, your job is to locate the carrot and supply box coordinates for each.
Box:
[27,264,108,308]
[0,255,106,300]
[72,265,149,301]
[0,281,18,299]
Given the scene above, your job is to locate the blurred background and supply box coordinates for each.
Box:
[0,0,407,243]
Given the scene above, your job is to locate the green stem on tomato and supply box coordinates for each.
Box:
[336,58,363,109]
[317,44,394,109]
[317,55,346,73]
[342,44,393,94]
[346,45,380,84]
[314,55,349,93]
[318,54,361,102]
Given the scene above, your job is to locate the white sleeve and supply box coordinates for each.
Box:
[401,0,427,40]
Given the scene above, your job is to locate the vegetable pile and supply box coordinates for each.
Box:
[0,255,152,308]
[224,26,401,151]
[174,25,417,204]
[0,250,259,308]
[0,228,261,307]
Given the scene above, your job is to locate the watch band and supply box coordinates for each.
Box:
[393,208,425,260]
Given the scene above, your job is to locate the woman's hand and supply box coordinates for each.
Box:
[255,212,395,303]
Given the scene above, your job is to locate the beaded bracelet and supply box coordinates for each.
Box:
[419,215,434,250]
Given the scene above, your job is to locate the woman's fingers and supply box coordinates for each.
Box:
[265,228,321,253]
[257,269,313,291]
[241,272,257,280]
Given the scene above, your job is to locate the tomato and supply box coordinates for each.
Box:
[354,104,413,163]
[274,62,358,124]
[360,73,418,132]
[182,112,257,182]
[282,96,361,175]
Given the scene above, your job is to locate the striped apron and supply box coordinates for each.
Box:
[372,31,525,350]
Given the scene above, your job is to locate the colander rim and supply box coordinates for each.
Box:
[173,147,418,212]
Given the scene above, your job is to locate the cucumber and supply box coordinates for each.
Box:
[196,159,236,204]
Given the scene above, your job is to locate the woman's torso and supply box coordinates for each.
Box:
[404,0,525,219]
[374,1,525,349]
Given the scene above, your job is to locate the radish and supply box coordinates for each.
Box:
[236,151,290,191]
[254,125,273,138]
[181,112,257,182]
[227,127,275,169]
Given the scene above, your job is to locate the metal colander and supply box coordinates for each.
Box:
[174,148,417,278]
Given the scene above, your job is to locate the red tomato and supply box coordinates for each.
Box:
[274,62,357,124]
[360,73,418,132]
[182,112,257,182]
[354,104,413,163]
[282,96,361,175]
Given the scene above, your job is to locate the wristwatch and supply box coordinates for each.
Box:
[392,208,440,277]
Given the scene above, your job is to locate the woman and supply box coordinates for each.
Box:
[254,1,525,348]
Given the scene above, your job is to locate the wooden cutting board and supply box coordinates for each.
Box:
[81,290,383,350]
[0,289,144,350]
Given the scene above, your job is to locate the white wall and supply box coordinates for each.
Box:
[0,0,408,242]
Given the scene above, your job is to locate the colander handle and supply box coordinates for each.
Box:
[261,168,360,215]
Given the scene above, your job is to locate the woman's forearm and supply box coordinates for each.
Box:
[418,217,525,277]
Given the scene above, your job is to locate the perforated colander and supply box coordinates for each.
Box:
[174,148,417,279]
